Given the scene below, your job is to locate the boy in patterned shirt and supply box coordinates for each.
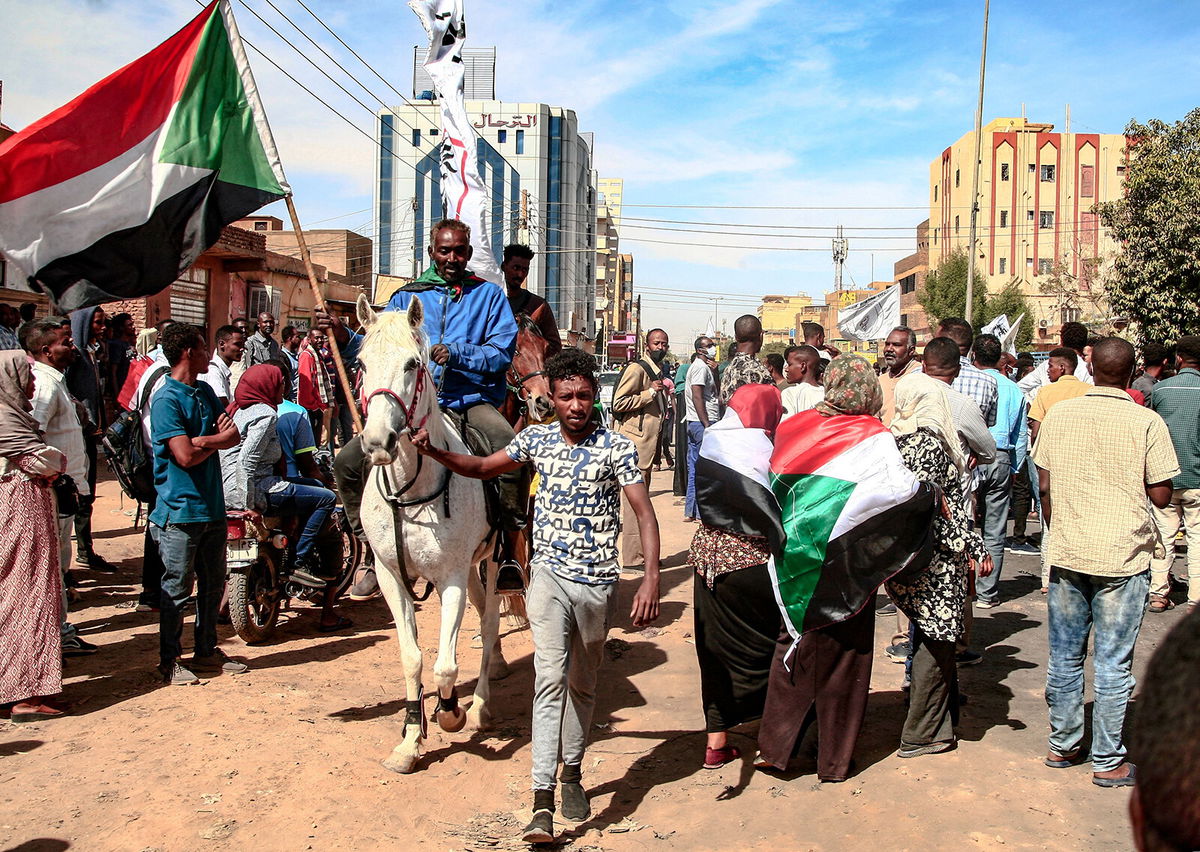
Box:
[412,348,661,844]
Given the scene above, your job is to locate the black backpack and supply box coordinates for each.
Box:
[101,366,169,503]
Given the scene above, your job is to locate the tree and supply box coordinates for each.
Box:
[1097,109,1200,340]
[982,281,1033,350]
[918,248,986,327]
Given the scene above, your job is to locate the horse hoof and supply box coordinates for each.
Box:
[467,705,492,732]
[437,705,467,733]
[489,657,512,681]
[382,752,420,774]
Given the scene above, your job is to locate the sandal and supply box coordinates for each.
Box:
[316,615,354,633]
[1044,747,1082,768]
[703,745,740,769]
[1149,595,1174,613]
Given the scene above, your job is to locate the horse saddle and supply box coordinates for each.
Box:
[440,407,502,531]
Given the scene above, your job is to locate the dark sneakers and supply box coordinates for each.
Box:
[348,567,382,601]
[61,635,98,656]
[520,810,554,844]
[191,648,249,674]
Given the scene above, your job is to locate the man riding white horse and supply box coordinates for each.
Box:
[318,218,527,594]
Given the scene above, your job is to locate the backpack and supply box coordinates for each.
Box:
[101,366,169,503]
[610,358,656,426]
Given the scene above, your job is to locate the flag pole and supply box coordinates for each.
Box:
[284,193,362,432]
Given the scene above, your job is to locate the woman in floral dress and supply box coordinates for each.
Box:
[0,350,68,722]
[888,371,990,757]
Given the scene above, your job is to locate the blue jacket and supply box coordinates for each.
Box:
[347,266,517,411]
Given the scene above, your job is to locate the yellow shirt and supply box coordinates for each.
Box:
[1028,375,1089,422]
[878,359,922,427]
[1032,386,1180,577]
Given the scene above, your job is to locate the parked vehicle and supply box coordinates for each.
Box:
[225,506,362,644]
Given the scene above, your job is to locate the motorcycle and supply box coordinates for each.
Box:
[225,506,363,644]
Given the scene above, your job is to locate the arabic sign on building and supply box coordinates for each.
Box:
[472,114,539,129]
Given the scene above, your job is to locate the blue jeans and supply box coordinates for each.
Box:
[974,449,1012,603]
[1045,568,1149,771]
[263,476,336,562]
[685,421,705,518]
[152,521,226,667]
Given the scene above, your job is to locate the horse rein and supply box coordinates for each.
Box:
[364,361,431,435]
[507,368,546,399]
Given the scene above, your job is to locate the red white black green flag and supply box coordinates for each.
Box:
[0,0,288,311]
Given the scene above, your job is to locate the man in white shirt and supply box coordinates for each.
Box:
[1017,321,1093,401]
[684,336,720,522]
[23,319,98,656]
[198,325,245,409]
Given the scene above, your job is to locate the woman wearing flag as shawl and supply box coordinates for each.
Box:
[689,384,785,770]
[756,356,935,782]
[887,372,991,757]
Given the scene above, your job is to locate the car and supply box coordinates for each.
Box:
[597,369,621,425]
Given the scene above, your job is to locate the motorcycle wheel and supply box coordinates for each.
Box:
[228,556,281,644]
[330,509,362,599]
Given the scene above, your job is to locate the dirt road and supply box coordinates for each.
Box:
[1,474,1180,851]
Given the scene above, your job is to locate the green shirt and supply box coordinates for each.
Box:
[1149,367,1200,490]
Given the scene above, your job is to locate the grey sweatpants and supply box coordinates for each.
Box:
[527,567,618,791]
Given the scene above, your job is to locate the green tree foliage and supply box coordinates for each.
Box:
[918,248,1033,347]
[1098,109,1200,340]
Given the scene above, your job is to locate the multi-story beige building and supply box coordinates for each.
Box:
[237,216,373,293]
[759,293,813,334]
[929,116,1128,344]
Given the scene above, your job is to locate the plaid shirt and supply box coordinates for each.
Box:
[0,324,19,350]
[954,357,998,427]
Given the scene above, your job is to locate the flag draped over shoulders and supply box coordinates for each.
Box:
[768,408,935,640]
[0,0,288,311]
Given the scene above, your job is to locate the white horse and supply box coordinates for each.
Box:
[355,293,507,774]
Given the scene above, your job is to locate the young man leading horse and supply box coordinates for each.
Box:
[317,219,527,594]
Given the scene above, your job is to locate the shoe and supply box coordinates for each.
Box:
[348,568,382,601]
[956,650,983,667]
[683,516,698,523]
[10,698,68,723]
[703,745,741,770]
[61,635,98,656]
[1093,763,1137,788]
[78,554,119,574]
[877,600,897,615]
[159,661,200,685]
[975,598,997,609]
[494,560,525,595]
[190,649,249,674]
[1008,541,1040,555]
[886,641,911,663]
[1149,594,1175,613]
[898,739,956,758]
[520,810,555,844]
[560,782,591,821]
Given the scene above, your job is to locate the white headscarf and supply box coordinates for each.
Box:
[890,371,967,473]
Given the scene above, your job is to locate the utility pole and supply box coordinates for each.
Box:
[832,225,848,291]
[633,295,642,360]
[410,197,419,279]
[965,0,990,327]
[518,189,529,245]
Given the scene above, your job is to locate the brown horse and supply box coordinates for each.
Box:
[501,313,554,428]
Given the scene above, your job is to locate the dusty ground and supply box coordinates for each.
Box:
[1,471,1186,852]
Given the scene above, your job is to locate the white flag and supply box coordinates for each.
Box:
[409,0,501,284]
[837,285,901,342]
[981,312,1024,355]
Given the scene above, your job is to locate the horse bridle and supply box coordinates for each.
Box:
[507,367,546,400]
[364,362,431,434]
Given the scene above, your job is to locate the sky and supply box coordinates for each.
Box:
[3,0,1199,351]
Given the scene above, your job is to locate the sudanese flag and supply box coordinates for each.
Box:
[769,408,934,641]
[0,0,288,311]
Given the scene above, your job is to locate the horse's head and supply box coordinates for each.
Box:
[356,293,437,465]
[510,313,554,423]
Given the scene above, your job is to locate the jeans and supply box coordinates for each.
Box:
[974,449,1012,603]
[1045,568,1149,771]
[1149,488,1200,602]
[527,568,617,791]
[72,434,99,561]
[152,521,226,667]
[140,491,164,608]
[263,476,336,563]
[685,420,705,519]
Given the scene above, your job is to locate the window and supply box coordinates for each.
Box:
[1028,163,1036,173]
[999,210,1008,228]
[1039,211,1055,229]
[999,257,1007,275]
[933,227,938,244]
[1027,209,1035,222]
[1061,306,1081,324]
[933,185,938,201]
[1040,164,1056,182]
[1000,163,1010,181]
[1026,257,1034,269]
[954,215,960,234]
[1080,164,1095,198]
[428,128,438,135]
[254,221,268,231]
[900,313,909,328]
[1038,258,1053,274]
[955,168,960,188]
[411,128,421,147]
[497,129,507,143]
[900,273,917,294]
[515,130,525,155]
[248,285,278,321]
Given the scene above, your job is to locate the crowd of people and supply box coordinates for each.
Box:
[2,221,1199,847]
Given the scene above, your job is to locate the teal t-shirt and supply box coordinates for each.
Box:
[149,377,225,525]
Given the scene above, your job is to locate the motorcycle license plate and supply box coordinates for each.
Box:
[226,538,259,566]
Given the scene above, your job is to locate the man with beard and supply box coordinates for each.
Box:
[611,328,670,569]
[879,326,921,427]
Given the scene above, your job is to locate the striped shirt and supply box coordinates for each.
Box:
[1149,367,1200,490]
[954,357,998,428]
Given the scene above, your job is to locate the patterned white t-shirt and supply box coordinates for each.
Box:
[506,423,643,585]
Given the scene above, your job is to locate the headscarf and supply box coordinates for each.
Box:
[0,351,47,458]
[726,383,783,440]
[890,371,967,473]
[135,327,158,357]
[229,363,284,415]
[815,354,882,418]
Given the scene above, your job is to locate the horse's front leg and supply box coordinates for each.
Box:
[432,578,468,733]
[377,565,425,774]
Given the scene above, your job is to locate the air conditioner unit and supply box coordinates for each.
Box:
[1038,320,1049,329]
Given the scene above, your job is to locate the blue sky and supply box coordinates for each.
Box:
[3,0,1198,348]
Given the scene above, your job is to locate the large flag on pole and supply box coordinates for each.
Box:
[836,284,901,342]
[409,0,501,285]
[0,0,288,312]
[768,409,934,643]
